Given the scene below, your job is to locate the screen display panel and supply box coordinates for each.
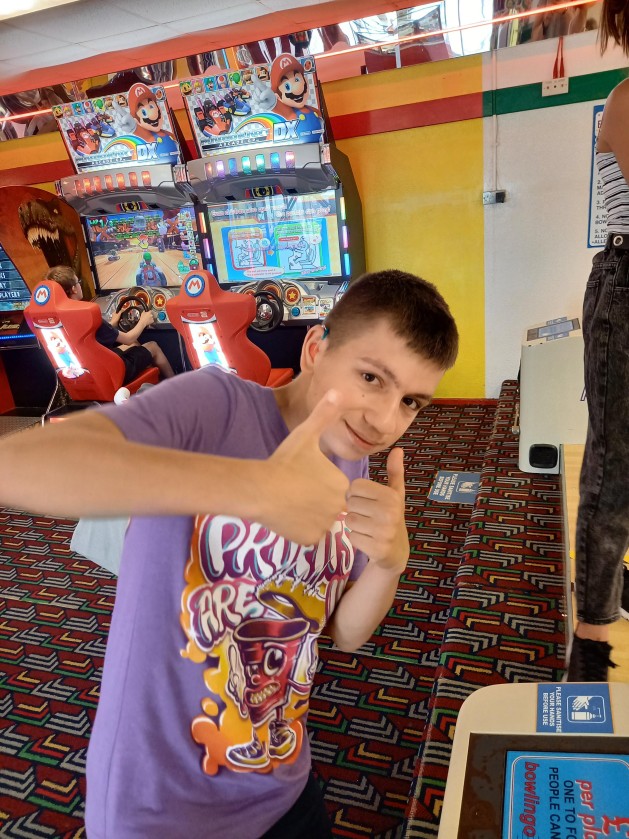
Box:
[0,243,31,312]
[206,189,343,285]
[85,207,199,291]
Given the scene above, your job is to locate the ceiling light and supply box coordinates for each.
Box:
[0,0,81,23]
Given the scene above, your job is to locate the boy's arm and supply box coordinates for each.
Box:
[0,392,349,546]
[326,447,409,652]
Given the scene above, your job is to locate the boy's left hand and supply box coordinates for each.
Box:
[345,447,409,575]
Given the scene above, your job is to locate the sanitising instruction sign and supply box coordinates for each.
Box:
[588,104,607,248]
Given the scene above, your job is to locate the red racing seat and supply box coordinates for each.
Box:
[25,280,159,404]
[165,271,293,388]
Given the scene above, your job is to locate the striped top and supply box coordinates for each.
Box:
[598,150,629,234]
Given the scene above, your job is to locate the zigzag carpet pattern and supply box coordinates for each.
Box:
[0,511,113,838]
[404,381,566,839]
[310,401,498,839]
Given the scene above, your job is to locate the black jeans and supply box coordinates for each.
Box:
[259,772,333,839]
[575,245,629,624]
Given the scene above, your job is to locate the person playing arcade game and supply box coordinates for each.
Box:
[0,270,458,838]
[136,251,167,287]
[268,53,323,137]
[45,265,174,380]
[126,82,179,157]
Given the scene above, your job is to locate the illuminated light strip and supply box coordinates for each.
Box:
[128,171,138,187]
[116,173,125,189]
[344,254,351,276]
[203,240,211,259]
[342,225,349,249]
[339,196,346,221]
[93,175,102,192]
[0,0,590,122]
[104,174,113,190]
[198,213,207,234]
[83,178,92,195]
[285,151,295,169]
[316,0,593,61]
[141,170,151,186]
[204,161,213,178]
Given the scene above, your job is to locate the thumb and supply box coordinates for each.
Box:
[298,389,343,445]
[386,447,406,495]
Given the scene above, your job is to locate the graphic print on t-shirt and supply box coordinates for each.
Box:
[180,514,355,775]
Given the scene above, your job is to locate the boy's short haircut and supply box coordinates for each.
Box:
[323,269,459,370]
[44,265,78,296]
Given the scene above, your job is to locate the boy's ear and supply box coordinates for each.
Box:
[300,324,327,372]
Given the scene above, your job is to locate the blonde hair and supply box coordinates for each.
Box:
[44,265,79,297]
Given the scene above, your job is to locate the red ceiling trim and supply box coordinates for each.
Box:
[0,0,434,97]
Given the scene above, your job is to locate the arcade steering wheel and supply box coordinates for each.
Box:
[115,294,150,332]
[251,289,284,332]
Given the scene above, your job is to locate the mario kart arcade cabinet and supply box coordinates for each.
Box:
[179,54,365,371]
[52,82,198,374]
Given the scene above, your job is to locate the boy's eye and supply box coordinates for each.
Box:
[402,397,421,411]
[362,372,377,383]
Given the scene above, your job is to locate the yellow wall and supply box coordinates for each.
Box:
[337,118,485,398]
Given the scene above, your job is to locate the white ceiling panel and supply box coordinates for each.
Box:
[8,0,147,40]
[82,24,176,53]
[109,0,252,26]
[7,42,97,70]
[164,4,267,36]
[0,24,68,60]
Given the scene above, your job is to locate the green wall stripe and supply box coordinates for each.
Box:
[483,67,629,117]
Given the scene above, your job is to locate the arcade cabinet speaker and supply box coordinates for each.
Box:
[518,316,588,474]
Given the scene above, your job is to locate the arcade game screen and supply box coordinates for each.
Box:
[205,189,343,285]
[85,207,199,291]
[0,243,33,339]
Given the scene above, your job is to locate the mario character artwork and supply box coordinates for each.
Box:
[136,252,167,287]
[44,328,86,378]
[127,83,180,157]
[268,54,323,136]
[191,324,228,369]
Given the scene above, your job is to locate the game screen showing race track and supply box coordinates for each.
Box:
[85,207,199,291]
[205,189,343,285]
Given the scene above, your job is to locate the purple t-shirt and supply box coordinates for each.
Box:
[85,367,369,839]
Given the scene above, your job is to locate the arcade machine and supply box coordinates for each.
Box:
[438,681,629,838]
[51,82,198,374]
[518,315,588,474]
[178,54,365,370]
[0,244,46,413]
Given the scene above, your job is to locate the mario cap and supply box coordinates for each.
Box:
[127,83,157,114]
[270,54,304,92]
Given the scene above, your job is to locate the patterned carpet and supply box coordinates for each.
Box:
[310,401,498,839]
[0,383,566,838]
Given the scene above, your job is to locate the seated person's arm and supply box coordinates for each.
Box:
[0,392,349,546]
[325,447,409,652]
[109,310,122,329]
[114,310,155,346]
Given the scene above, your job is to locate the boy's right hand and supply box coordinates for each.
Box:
[261,390,349,545]
[139,310,155,330]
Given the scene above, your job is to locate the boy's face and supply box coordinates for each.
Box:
[303,319,445,461]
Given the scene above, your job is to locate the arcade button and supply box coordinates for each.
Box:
[157,312,167,322]
[284,285,301,305]
[290,307,301,318]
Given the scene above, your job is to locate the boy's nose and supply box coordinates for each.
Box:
[365,398,398,437]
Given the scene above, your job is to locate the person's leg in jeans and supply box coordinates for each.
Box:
[260,772,333,839]
[570,248,629,678]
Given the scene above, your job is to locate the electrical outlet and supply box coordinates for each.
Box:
[483,191,506,205]
[542,77,569,97]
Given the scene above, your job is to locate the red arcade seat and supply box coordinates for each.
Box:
[165,271,293,388]
[25,281,159,407]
